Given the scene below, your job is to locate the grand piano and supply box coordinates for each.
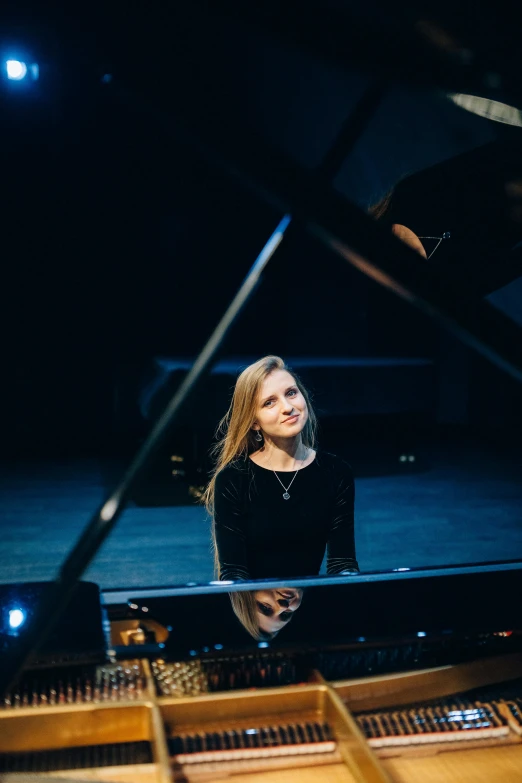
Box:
[1,0,522,780]
[2,566,522,782]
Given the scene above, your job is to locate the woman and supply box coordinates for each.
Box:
[204,355,359,581]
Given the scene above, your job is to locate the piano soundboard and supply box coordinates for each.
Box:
[2,647,522,782]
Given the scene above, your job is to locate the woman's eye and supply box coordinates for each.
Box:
[264,399,274,407]
[287,389,297,397]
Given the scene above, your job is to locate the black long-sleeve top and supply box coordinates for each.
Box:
[213,451,359,580]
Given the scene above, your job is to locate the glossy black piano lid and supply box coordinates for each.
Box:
[104,561,522,658]
[0,581,106,668]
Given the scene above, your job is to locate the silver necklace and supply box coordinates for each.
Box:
[267,445,307,500]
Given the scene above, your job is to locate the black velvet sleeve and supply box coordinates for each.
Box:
[213,466,251,580]
[326,460,360,574]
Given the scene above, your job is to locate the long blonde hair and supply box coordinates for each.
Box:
[203,355,318,576]
[228,591,273,641]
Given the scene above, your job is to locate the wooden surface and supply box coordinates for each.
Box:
[210,764,358,783]
[381,744,522,783]
[41,766,158,782]
[0,769,158,783]
[334,653,522,712]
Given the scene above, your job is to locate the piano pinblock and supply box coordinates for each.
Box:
[1,659,150,710]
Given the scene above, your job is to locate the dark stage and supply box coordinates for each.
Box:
[0,0,521,604]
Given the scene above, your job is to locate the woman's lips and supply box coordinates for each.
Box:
[284,414,299,424]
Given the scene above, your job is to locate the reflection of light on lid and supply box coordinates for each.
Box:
[393,568,410,572]
[100,499,118,521]
[448,93,522,127]
[210,580,233,585]
[189,650,197,656]
[357,637,366,643]
[417,632,427,637]
[214,643,223,650]
[128,603,138,609]
[258,642,269,648]
[9,608,26,629]
[159,643,165,649]
[141,606,149,612]
[245,729,258,734]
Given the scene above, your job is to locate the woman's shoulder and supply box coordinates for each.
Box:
[315,450,354,477]
[214,459,251,487]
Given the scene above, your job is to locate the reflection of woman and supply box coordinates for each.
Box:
[203,356,359,580]
[229,587,303,641]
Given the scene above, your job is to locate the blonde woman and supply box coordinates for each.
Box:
[204,356,359,582]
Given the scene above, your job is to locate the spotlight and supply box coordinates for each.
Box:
[6,60,27,80]
[8,608,26,630]
[4,59,39,83]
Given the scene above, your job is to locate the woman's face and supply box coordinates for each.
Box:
[254,588,303,635]
[254,370,308,441]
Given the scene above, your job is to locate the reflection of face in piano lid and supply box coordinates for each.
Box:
[255,588,303,636]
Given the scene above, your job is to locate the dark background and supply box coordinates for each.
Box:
[0,1,520,461]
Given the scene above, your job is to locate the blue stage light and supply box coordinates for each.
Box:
[8,608,26,629]
[6,60,28,81]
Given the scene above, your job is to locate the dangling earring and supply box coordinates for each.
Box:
[254,430,263,442]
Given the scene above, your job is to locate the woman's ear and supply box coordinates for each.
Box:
[392,223,427,258]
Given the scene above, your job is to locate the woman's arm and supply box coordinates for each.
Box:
[214,468,251,581]
[326,462,360,575]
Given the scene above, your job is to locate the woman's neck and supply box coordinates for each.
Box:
[253,437,307,471]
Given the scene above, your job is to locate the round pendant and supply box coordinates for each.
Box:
[283,492,290,500]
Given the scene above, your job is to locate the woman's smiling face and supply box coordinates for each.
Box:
[253,370,308,441]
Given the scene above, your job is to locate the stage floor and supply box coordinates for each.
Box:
[0,439,521,589]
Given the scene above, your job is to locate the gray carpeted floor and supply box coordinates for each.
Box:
[0,442,521,589]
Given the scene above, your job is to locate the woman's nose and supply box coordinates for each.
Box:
[277,596,298,609]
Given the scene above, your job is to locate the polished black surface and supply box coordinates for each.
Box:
[105,562,522,658]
